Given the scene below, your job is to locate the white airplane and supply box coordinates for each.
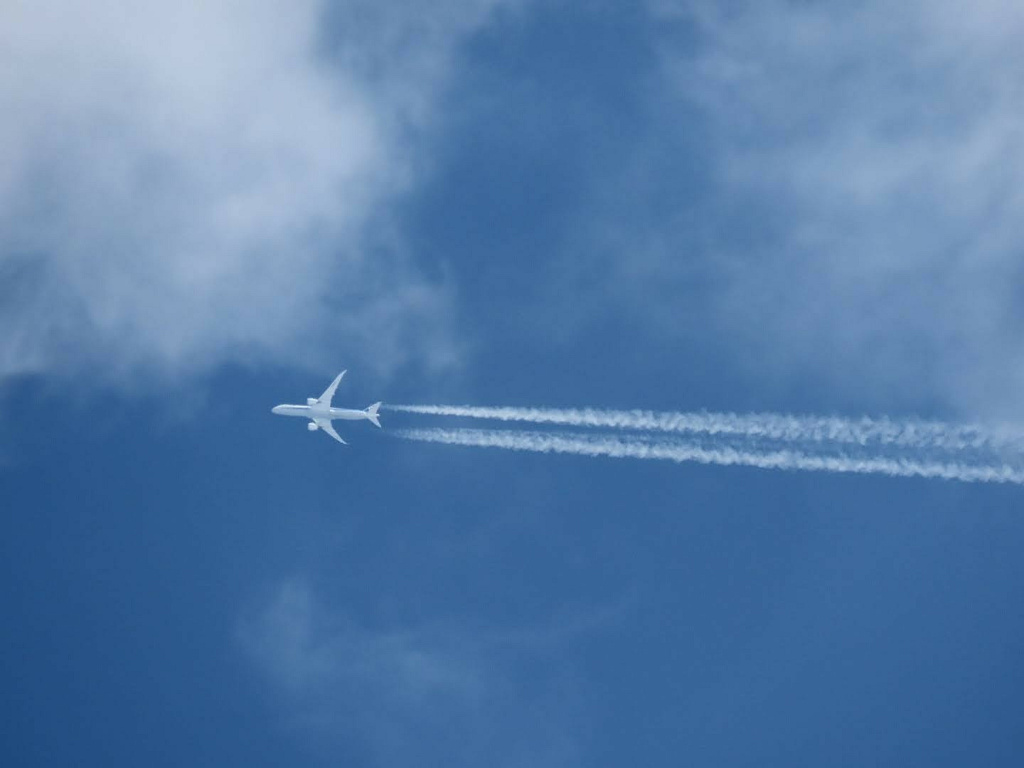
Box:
[271,371,381,444]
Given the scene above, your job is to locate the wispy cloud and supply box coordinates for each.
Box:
[556,0,1024,417]
[681,1,1024,417]
[239,578,586,767]
[0,1,508,385]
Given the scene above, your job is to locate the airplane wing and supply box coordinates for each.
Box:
[315,418,347,445]
[317,370,347,406]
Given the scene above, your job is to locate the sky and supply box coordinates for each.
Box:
[3,1,1024,765]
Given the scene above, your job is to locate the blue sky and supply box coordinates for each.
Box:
[3,1,1024,765]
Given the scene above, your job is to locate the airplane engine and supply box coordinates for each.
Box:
[307,422,319,431]
[307,397,318,406]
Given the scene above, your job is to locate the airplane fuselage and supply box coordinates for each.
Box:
[271,404,373,421]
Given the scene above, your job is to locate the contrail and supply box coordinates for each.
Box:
[392,427,1024,485]
[385,404,1024,453]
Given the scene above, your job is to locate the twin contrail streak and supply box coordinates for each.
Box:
[393,427,1024,484]
[384,404,1024,453]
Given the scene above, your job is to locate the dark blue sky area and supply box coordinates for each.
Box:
[4,370,1023,766]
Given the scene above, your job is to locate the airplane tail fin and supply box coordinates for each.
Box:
[365,402,382,428]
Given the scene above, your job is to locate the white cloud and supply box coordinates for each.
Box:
[239,578,583,767]
[0,0,504,384]
[589,0,1024,417]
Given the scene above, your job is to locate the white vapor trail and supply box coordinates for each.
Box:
[393,428,1024,485]
[384,404,1024,453]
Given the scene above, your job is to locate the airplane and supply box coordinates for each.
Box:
[271,370,381,444]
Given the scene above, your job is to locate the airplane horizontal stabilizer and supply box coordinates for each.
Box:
[365,402,382,428]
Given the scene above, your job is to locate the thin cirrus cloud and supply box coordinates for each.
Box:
[0,0,507,385]
[239,578,584,767]
[589,0,1024,417]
